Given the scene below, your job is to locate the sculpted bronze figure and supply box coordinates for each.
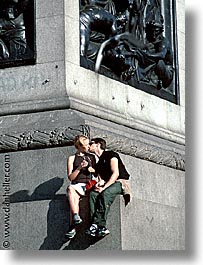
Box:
[0,0,34,65]
[80,0,118,68]
[80,0,178,100]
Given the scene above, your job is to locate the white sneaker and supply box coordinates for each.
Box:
[97,227,110,237]
[65,228,76,239]
[85,224,98,237]
[73,214,82,225]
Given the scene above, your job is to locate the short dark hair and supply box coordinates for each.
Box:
[91,138,106,150]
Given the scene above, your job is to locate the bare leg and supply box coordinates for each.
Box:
[67,186,80,215]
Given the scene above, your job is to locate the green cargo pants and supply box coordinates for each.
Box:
[89,182,122,227]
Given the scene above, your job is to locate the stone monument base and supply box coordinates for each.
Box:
[0,109,185,250]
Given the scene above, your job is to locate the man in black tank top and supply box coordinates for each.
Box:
[85,137,131,238]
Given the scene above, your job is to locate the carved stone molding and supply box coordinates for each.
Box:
[0,125,90,152]
[90,127,185,172]
[0,124,184,171]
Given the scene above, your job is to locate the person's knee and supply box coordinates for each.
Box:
[103,182,122,194]
[67,186,76,196]
[100,188,114,200]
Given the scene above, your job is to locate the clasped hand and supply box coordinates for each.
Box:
[80,160,88,168]
[94,180,105,193]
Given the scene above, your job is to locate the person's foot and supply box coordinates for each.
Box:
[97,226,110,237]
[85,224,98,237]
[73,213,82,225]
[65,227,76,239]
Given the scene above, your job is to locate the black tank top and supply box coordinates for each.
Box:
[71,153,96,184]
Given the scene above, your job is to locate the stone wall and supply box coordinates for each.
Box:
[0,132,184,250]
[0,0,69,115]
[0,110,185,250]
[0,0,185,250]
[65,0,185,144]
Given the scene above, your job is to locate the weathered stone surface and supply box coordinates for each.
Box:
[0,130,185,250]
[0,0,67,115]
[64,0,185,144]
[120,153,185,250]
[121,198,185,250]
[0,146,122,250]
[0,0,185,251]
[0,0,185,144]
[0,109,185,171]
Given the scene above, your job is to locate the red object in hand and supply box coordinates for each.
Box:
[86,180,97,192]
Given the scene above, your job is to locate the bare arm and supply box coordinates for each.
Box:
[103,157,119,189]
[95,175,105,188]
[67,155,88,181]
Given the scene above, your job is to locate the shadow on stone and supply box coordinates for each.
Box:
[10,177,101,250]
[10,177,65,203]
[60,196,101,250]
[39,196,69,250]
[10,177,70,250]
[61,225,100,250]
